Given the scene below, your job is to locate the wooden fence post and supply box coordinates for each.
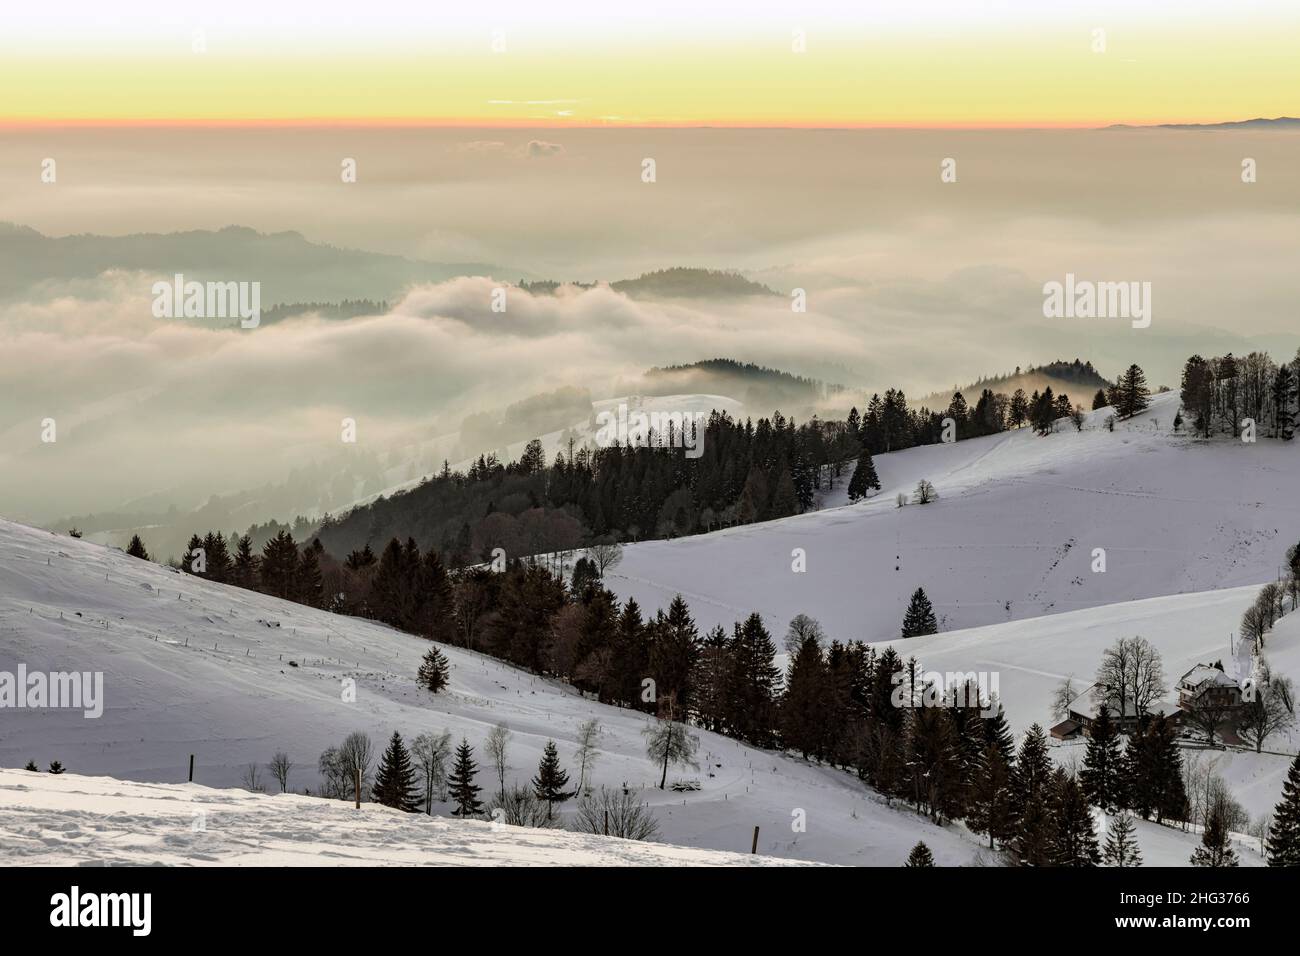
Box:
[751,825,760,854]
[355,768,361,809]
[188,754,194,782]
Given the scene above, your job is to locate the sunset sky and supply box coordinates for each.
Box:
[3,1,1298,127]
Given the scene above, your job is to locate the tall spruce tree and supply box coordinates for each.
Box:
[1267,753,1300,866]
[125,534,150,561]
[904,841,935,867]
[447,738,484,817]
[417,646,450,693]
[1190,799,1239,867]
[1079,705,1123,811]
[847,449,881,502]
[1010,724,1055,866]
[781,634,828,760]
[968,740,1014,850]
[1117,364,1151,419]
[372,731,421,812]
[982,701,1016,766]
[1051,775,1101,866]
[532,740,574,819]
[1129,716,1187,824]
[1102,812,1142,867]
[724,613,781,747]
[901,587,938,638]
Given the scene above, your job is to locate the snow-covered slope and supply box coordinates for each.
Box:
[0,517,1264,865]
[0,769,812,866]
[352,393,747,511]
[879,583,1300,823]
[0,518,969,866]
[608,392,1300,640]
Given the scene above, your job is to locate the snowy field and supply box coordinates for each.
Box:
[4,383,1294,865]
[0,769,814,866]
[607,392,1300,641]
[0,518,976,865]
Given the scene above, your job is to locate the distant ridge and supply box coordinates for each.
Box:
[1104,117,1300,131]
[916,358,1110,408]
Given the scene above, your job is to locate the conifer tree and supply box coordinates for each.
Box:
[1129,716,1188,824]
[1267,753,1300,866]
[372,731,421,812]
[185,533,205,575]
[233,534,257,588]
[531,739,574,819]
[904,841,935,867]
[1190,799,1239,867]
[1010,724,1054,866]
[447,738,484,817]
[125,535,150,561]
[1103,812,1143,867]
[724,613,781,746]
[781,634,828,759]
[417,646,450,693]
[1116,364,1151,419]
[847,449,881,502]
[1079,705,1123,811]
[967,740,1014,850]
[901,587,938,638]
[297,540,323,607]
[982,701,1016,766]
[1051,775,1101,866]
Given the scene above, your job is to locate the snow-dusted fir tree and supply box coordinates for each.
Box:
[1080,705,1123,811]
[1051,775,1101,866]
[417,645,450,693]
[1267,754,1300,866]
[847,449,880,502]
[1102,813,1142,867]
[448,738,484,817]
[901,587,938,638]
[372,731,421,812]
[904,841,934,867]
[531,740,574,819]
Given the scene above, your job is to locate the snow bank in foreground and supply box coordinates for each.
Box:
[0,769,817,866]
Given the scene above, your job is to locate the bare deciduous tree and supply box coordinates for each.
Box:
[572,786,659,841]
[642,716,699,790]
[488,785,558,828]
[1051,674,1078,721]
[485,723,511,800]
[411,730,453,813]
[268,751,293,792]
[1185,692,1232,746]
[783,613,826,656]
[339,730,374,798]
[586,541,624,577]
[1239,664,1295,753]
[573,718,602,797]
[1096,636,1165,720]
[240,762,264,793]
